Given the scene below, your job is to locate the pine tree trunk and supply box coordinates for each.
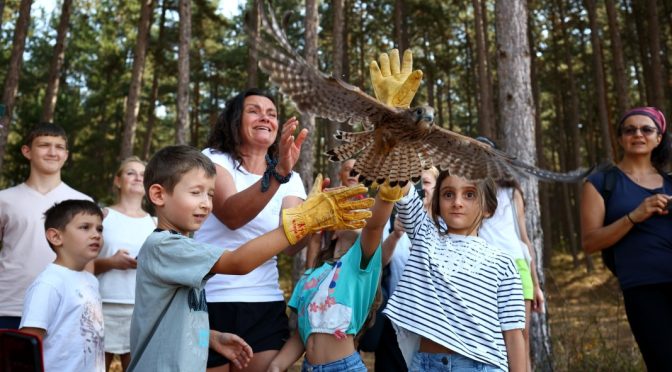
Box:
[462,14,475,129]
[142,0,168,160]
[605,0,630,115]
[645,0,666,111]
[528,0,554,264]
[0,0,32,173]
[584,0,616,162]
[40,0,72,124]
[394,0,407,52]
[120,0,154,159]
[495,0,553,369]
[191,78,200,147]
[472,0,495,138]
[342,0,350,81]
[630,0,653,104]
[554,0,585,266]
[176,0,191,145]
[246,0,260,89]
[327,0,344,183]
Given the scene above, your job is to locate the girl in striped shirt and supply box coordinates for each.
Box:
[383,171,526,372]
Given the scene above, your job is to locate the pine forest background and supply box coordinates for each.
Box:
[2,0,671,370]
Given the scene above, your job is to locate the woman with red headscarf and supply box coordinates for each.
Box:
[581,107,672,370]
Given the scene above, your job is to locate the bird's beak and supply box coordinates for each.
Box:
[423,114,434,123]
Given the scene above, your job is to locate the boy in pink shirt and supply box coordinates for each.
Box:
[0,123,91,329]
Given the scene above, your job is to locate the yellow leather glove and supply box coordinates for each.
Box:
[377,181,410,202]
[370,49,423,108]
[282,174,374,245]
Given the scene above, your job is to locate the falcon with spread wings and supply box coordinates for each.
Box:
[253,3,585,186]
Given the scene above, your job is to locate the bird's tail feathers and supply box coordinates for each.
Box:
[510,159,592,183]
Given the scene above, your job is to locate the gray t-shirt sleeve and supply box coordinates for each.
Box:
[142,232,225,288]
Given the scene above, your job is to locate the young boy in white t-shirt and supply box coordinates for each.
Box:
[19,199,106,372]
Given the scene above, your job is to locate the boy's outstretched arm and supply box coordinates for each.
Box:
[360,183,410,260]
[210,175,374,275]
[266,331,304,372]
[209,331,253,370]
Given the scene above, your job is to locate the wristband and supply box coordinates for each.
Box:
[261,155,292,192]
[626,213,636,225]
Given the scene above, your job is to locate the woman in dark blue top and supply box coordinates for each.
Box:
[581,107,672,371]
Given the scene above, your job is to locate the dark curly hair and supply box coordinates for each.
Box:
[205,89,279,170]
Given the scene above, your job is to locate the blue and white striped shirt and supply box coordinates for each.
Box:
[383,188,525,370]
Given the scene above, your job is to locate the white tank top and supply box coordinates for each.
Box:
[98,208,156,303]
[478,188,528,261]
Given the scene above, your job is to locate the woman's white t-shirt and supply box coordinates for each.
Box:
[194,149,306,302]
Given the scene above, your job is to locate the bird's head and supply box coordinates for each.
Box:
[411,106,435,130]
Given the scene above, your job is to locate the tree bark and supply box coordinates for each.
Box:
[554,0,584,265]
[472,0,495,138]
[645,0,666,111]
[605,0,629,115]
[246,0,260,89]
[142,0,168,160]
[120,0,155,159]
[462,14,475,129]
[191,78,200,147]
[40,0,72,124]
[394,0,408,52]
[495,0,552,369]
[630,0,653,105]
[176,0,191,145]
[584,0,616,162]
[527,0,553,265]
[327,0,344,183]
[0,0,32,172]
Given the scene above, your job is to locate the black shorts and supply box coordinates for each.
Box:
[206,301,289,367]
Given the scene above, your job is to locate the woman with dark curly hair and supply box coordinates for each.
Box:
[581,107,672,370]
[194,89,308,372]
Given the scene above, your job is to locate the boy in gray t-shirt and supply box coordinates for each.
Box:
[128,145,373,372]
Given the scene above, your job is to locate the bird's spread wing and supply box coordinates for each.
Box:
[425,127,589,182]
[254,2,396,129]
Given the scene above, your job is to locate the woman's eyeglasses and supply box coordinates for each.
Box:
[622,125,659,136]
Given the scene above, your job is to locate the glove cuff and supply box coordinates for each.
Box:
[378,185,404,202]
[282,208,306,245]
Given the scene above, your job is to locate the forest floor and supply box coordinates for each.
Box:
[110,252,644,372]
[544,252,644,371]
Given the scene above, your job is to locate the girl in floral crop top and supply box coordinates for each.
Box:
[267,182,403,372]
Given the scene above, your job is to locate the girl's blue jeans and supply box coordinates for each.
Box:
[300,351,367,372]
[409,352,505,372]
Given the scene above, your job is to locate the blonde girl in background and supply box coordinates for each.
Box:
[94,156,156,371]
